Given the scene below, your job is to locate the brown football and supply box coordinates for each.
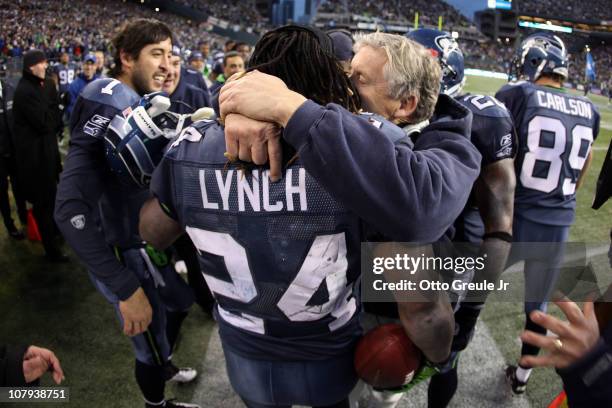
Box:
[354,323,422,389]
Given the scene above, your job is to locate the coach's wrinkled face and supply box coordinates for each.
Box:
[124,38,172,94]
[163,55,181,95]
[350,45,401,121]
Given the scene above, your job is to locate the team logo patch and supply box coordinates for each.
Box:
[496,134,513,158]
[70,214,86,230]
[499,133,512,148]
[122,106,133,118]
[83,114,111,137]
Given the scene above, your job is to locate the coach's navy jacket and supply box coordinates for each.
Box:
[281,94,481,242]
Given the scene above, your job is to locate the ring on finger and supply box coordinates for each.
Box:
[553,338,563,350]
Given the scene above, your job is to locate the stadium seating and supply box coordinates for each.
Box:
[1,0,609,88]
[0,0,226,61]
[517,0,610,23]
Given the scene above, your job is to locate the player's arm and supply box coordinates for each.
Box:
[139,197,182,250]
[375,243,454,363]
[576,150,594,191]
[54,99,150,336]
[473,158,516,289]
[281,101,481,242]
[398,300,453,363]
[220,71,481,241]
[140,154,183,250]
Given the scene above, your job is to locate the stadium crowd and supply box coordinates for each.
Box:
[1,0,610,89]
[318,0,472,28]
[516,0,611,22]
[0,0,230,62]
[174,0,267,33]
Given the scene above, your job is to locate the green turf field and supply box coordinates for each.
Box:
[0,75,610,407]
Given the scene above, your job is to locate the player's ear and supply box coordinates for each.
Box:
[120,50,135,72]
[394,96,418,122]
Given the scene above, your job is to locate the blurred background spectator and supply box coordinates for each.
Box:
[12,50,65,262]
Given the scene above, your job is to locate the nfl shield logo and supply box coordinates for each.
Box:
[70,214,86,230]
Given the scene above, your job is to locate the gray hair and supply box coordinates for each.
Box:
[354,32,441,123]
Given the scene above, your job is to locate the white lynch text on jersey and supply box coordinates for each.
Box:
[535,90,593,119]
[199,168,308,212]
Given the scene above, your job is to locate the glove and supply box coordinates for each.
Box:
[104,92,176,187]
[378,351,460,394]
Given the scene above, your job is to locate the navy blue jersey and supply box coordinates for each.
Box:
[453,93,516,242]
[55,78,145,301]
[496,81,600,226]
[152,120,364,361]
[151,95,481,360]
[53,62,78,94]
[170,74,211,114]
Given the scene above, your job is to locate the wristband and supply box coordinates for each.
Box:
[483,231,513,243]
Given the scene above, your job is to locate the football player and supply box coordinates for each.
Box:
[52,51,79,124]
[384,28,515,408]
[141,27,481,408]
[54,19,199,408]
[495,32,600,394]
[52,51,77,95]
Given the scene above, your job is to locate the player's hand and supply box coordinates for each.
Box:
[23,346,65,384]
[224,114,283,182]
[520,298,600,369]
[219,70,307,127]
[119,287,153,337]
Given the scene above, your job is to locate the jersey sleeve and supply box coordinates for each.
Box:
[150,155,178,220]
[461,95,516,166]
[54,95,140,301]
[282,100,481,243]
[495,83,528,126]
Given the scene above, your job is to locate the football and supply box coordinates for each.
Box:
[354,323,423,389]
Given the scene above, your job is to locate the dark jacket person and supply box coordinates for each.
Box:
[12,50,66,261]
[0,69,27,238]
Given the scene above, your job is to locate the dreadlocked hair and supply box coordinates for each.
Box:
[248,27,361,114]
